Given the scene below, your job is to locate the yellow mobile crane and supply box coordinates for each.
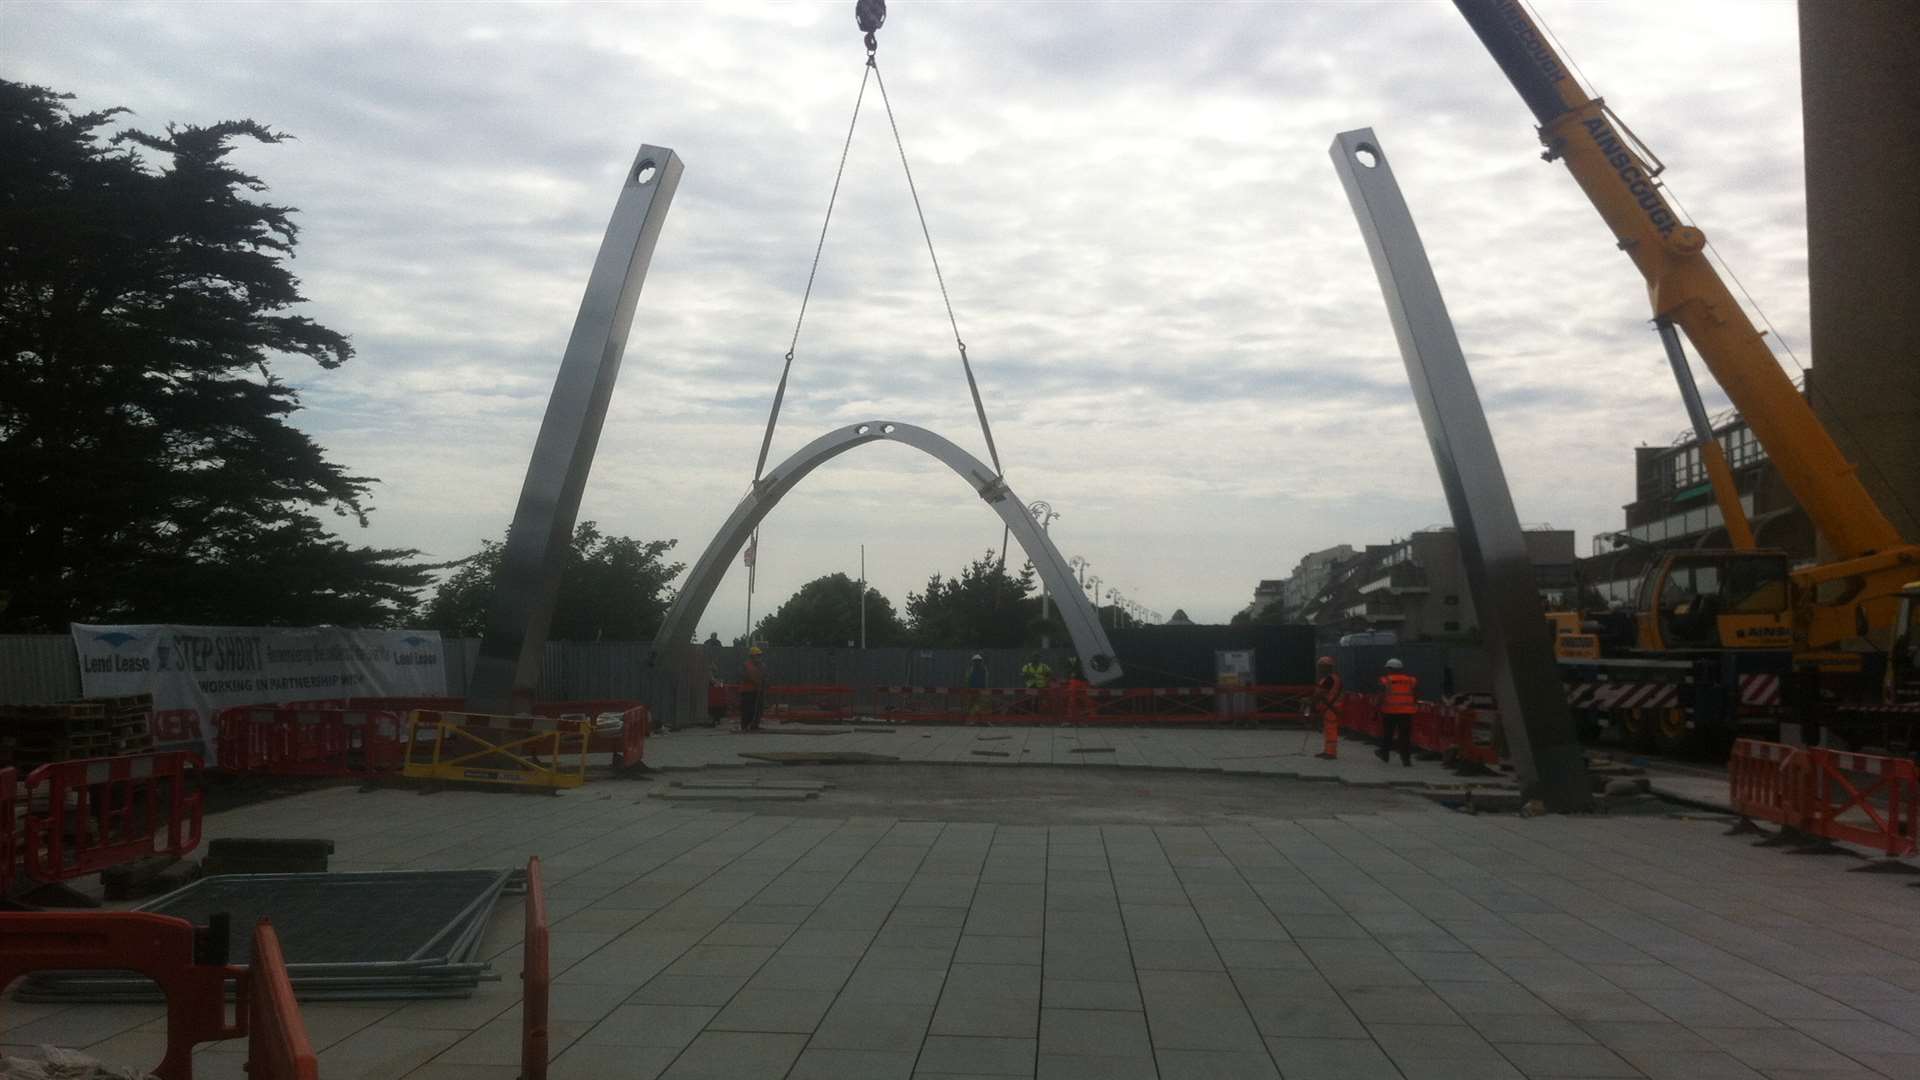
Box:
[1454,0,1920,748]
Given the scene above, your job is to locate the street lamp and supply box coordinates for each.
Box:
[1028,501,1060,646]
[1068,555,1089,587]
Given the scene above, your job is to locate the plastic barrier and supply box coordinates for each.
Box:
[1338,692,1383,739]
[531,700,648,768]
[215,704,409,777]
[403,710,589,789]
[1443,694,1502,766]
[1239,686,1316,724]
[765,684,856,722]
[248,918,319,1080]
[1,766,16,895]
[23,752,204,882]
[1079,687,1219,724]
[522,855,550,1080]
[0,911,247,1080]
[1728,739,1812,831]
[1807,749,1919,858]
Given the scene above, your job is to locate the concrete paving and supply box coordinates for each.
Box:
[6,725,1919,1080]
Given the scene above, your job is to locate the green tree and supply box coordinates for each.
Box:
[0,81,430,628]
[752,573,905,647]
[906,551,1040,647]
[425,521,682,640]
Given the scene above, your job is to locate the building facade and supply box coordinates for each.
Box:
[1574,413,1814,610]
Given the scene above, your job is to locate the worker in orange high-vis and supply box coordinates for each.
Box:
[1375,658,1417,766]
[1312,656,1343,759]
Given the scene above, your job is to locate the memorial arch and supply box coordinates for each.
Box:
[648,421,1123,683]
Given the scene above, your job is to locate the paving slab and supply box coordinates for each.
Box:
[24,743,1920,1080]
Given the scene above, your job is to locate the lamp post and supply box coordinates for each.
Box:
[1028,501,1060,646]
[1068,555,1089,588]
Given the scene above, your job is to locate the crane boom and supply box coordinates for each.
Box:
[1452,0,1904,562]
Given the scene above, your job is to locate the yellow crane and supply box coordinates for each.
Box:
[1454,0,1918,663]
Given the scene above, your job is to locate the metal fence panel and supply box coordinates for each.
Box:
[0,635,82,705]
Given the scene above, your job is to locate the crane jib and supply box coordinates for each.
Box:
[1492,0,1569,88]
[1579,116,1680,238]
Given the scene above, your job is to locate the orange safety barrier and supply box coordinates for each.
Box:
[1728,739,1812,831]
[766,684,856,722]
[215,704,410,776]
[248,918,319,1080]
[1,766,16,896]
[532,700,648,768]
[1443,694,1502,766]
[1237,685,1317,724]
[1339,691,1383,739]
[0,911,246,1079]
[23,752,204,882]
[1078,687,1221,724]
[1807,749,1919,858]
[522,855,550,1080]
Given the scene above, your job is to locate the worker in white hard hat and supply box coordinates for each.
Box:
[1375,658,1417,766]
[964,653,990,724]
[740,645,768,732]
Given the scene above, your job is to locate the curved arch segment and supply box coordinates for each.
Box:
[650,421,1123,684]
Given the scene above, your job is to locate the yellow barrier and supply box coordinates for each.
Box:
[401,710,589,789]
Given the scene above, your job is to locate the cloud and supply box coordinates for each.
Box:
[4,0,1808,632]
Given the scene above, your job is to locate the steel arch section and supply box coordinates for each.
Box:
[649,421,1123,685]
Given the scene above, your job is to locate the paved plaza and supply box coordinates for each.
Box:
[6,725,1919,1079]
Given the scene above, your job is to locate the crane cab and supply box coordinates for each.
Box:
[1634,550,1794,653]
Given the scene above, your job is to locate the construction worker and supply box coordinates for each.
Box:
[1021,653,1053,689]
[740,645,767,733]
[965,653,991,724]
[1312,656,1343,759]
[1375,658,1417,766]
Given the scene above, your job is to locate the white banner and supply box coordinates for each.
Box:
[70,624,448,759]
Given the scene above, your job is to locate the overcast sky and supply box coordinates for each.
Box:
[6,1,1810,638]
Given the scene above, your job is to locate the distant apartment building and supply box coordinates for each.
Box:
[1257,532,1571,641]
[1332,527,1574,640]
[1573,411,1813,610]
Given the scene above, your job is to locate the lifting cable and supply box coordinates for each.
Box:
[746,0,1011,622]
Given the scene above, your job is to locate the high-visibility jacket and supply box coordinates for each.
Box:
[1022,663,1052,689]
[1315,672,1343,711]
[742,659,767,690]
[1379,672,1417,714]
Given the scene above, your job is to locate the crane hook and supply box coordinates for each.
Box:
[856,0,886,54]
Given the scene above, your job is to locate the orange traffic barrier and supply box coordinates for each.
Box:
[23,752,204,882]
[1807,749,1919,858]
[0,911,247,1080]
[522,856,550,1080]
[1,766,16,895]
[1728,739,1813,832]
[1443,694,1502,766]
[248,919,318,1080]
[215,704,410,776]
[532,700,648,768]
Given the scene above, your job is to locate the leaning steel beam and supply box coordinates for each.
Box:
[649,421,1123,698]
[468,147,684,713]
[1329,128,1589,812]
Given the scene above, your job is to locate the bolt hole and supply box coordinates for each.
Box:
[882,424,896,434]
[634,160,657,184]
[1355,144,1380,169]
[856,424,871,435]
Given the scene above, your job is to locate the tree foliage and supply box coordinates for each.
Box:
[425,522,682,640]
[906,551,1041,648]
[752,573,905,647]
[0,80,430,628]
